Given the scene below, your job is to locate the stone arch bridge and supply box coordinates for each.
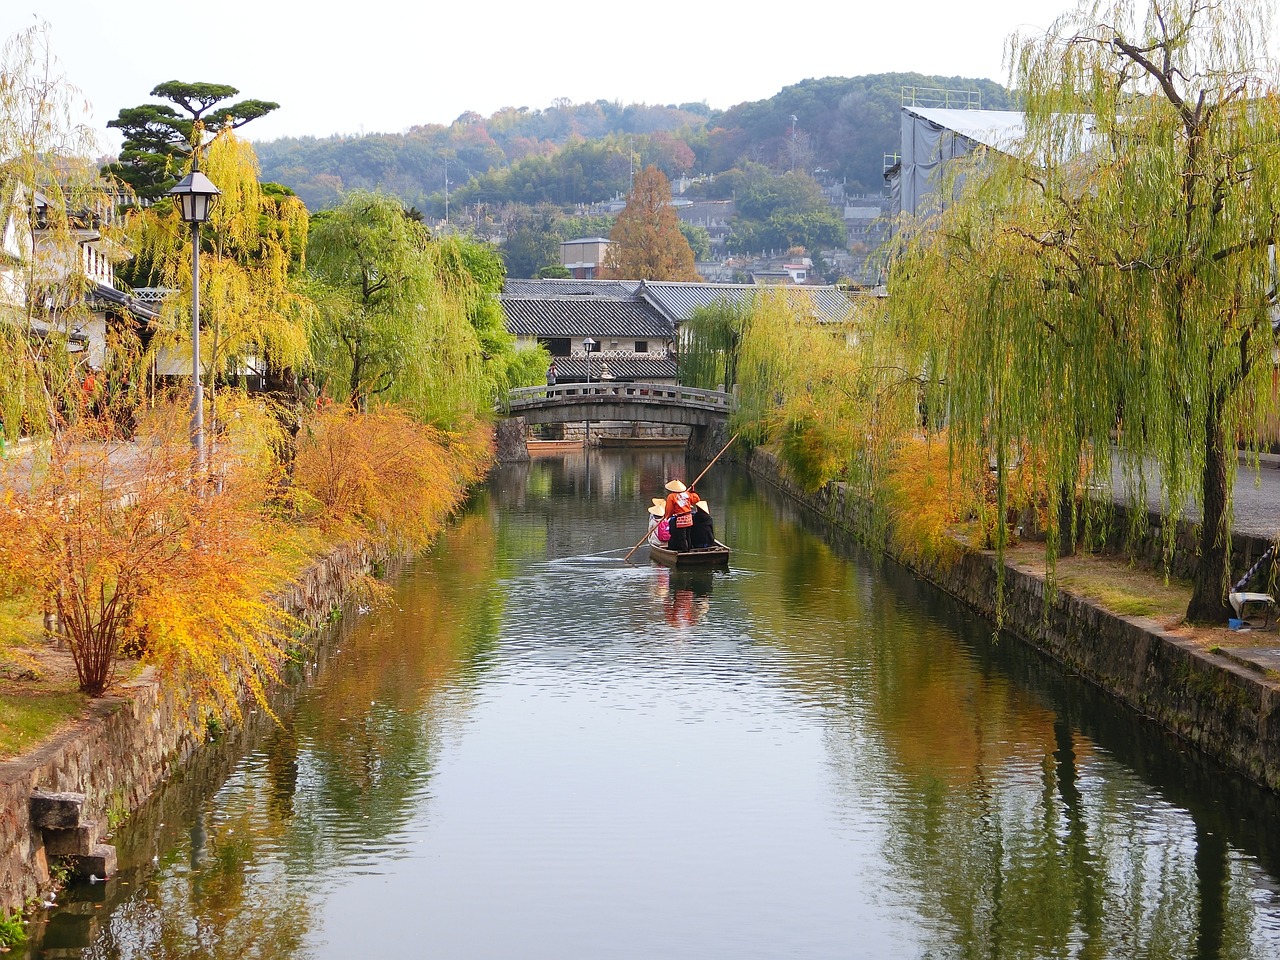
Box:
[499,383,735,459]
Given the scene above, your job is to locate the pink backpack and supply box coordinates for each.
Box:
[656,518,671,542]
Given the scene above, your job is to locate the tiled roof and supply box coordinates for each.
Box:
[501,296,674,339]
[89,282,159,321]
[551,356,677,381]
[502,278,640,298]
[638,280,857,324]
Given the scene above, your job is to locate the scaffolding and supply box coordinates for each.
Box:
[900,86,982,110]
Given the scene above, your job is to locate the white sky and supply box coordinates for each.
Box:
[4,0,1074,152]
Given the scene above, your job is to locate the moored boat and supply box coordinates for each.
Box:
[649,540,730,567]
[526,438,584,455]
[597,436,688,449]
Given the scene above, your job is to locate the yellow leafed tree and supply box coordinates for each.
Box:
[0,397,299,721]
[130,131,312,403]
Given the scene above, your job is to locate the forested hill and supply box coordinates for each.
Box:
[255,73,1014,214]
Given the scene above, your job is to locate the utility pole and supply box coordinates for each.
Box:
[443,157,450,227]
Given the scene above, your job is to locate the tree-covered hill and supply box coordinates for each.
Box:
[254,74,1013,213]
[710,73,1015,191]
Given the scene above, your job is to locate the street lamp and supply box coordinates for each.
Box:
[168,168,221,470]
[582,337,596,449]
[582,338,596,385]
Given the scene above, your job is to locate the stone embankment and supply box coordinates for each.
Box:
[746,448,1280,793]
[0,539,384,917]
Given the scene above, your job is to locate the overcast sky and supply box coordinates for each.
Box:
[5,0,1076,151]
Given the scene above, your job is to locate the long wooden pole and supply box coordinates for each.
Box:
[622,432,740,563]
[621,525,657,564]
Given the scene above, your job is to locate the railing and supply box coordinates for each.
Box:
[505,382,734,413]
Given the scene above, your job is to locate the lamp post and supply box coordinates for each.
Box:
[167,168,221,470]
[582,337,596,449]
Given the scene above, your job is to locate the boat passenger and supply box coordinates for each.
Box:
[691,499,715,549]
[662,479,701,552]
[647,503,669,547]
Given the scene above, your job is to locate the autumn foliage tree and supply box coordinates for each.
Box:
[291,405,493,549]
[601,165,699,280]
[128,131,312,402]
[0,398,298,716]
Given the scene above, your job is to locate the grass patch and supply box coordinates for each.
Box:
[1007,546,1193,620]
[0,689,86,759]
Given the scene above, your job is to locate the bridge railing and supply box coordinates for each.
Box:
[505,382,734,413]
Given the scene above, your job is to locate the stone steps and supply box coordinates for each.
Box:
[29,791,117,880]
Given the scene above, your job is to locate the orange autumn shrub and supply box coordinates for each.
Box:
[885,430,1077,563]
[882,433,985,565]
[291,405,493,550]
[0,400,299,722]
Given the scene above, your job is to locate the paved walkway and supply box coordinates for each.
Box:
[1106,452,1280,541]
[0,438,152,489]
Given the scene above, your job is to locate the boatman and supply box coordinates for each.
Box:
[662,479,701,552]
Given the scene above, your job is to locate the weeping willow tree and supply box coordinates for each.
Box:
[887,0,1280,623]
[680,300,749,391]
[308,190,529,425]
[430,233,548,409]
[733,290,908,496]
[129,130,312,400]
[0,23,128,436]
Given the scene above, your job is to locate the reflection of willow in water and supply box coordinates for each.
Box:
[734,477,1269,959]
[83,799,310,960]
[881,750,1264,959]
[60,510,508,960]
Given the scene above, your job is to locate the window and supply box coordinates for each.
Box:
[541,338,571,357]
[635,341,647,354]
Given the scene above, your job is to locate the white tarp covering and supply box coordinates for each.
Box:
[893,108,1028,218]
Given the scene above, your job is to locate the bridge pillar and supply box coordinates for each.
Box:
[495,417,530,463]
[688,419,731,462]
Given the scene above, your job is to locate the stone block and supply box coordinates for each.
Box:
[43,822,98,857]
[30,791,85,829]
[71,843,116,880]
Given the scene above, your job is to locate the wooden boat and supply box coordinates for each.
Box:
[525,438,584,455]
[597,436,688,449]
[649,540,730,567]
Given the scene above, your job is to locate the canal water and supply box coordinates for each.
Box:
[22,451,1280,959]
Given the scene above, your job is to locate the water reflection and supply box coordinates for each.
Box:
[652,568,715,629]
[24,452,1280,959]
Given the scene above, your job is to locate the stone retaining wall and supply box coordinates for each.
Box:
[0,539,383,916]
[747,449,1280,793]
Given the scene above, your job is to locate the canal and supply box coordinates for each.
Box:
[22,451,1280,959]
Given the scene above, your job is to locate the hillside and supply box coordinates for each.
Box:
[255,74,1014,214]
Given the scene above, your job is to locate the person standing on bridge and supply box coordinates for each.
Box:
[546,362,557,387]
